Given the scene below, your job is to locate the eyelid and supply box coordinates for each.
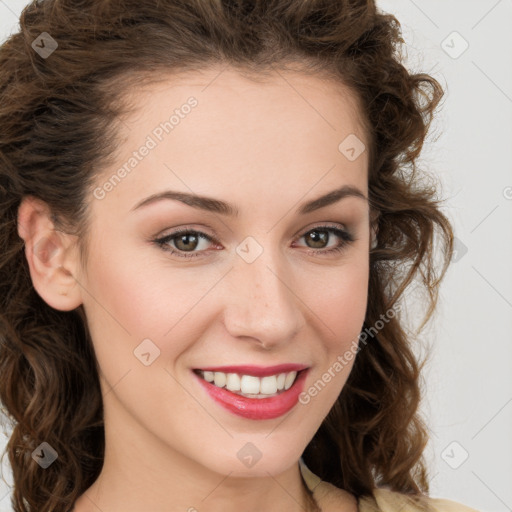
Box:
[154,221,347,242]
[295,221,347,237]
[153,224,217,241]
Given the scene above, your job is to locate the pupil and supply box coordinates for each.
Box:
[177,234,197,251]
[308,230,327,248]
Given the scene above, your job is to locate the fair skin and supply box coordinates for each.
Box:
[17,66,373,512]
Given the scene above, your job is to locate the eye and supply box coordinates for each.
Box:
[153,228,216,259]
[294,224,355,256]
[152,224,355,259]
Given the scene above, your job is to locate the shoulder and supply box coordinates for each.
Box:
[310,480,358,511]
[298,458,480,512]
[299,459,357,511]
[312,482,480,512]
[358,488,481,512]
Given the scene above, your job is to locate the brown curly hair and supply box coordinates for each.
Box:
[0,0,453,510]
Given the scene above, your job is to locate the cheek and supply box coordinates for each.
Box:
[297,260,368,414]
[82,237,197,337]
[308,257,369,344]
[79,238,226,386]
[79,241,203,420]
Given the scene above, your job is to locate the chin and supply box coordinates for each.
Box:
[201,442,302,478]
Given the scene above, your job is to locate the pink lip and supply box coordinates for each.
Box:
[194,364,308,377]
[193,368,309,420]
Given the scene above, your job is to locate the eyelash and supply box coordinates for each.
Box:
[152,224,355,260]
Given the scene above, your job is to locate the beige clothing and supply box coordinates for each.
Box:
[298,458,480,512]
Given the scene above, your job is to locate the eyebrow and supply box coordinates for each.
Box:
[130,184,367,216]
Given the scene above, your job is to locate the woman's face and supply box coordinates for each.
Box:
[77,66,371,478]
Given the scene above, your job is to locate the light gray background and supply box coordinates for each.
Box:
[0,1,511,511]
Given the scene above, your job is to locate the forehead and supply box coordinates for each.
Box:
[119,65,366,136]
[92,65,369,214]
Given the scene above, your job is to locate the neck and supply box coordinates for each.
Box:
[73,460,314,512]
[72,398,314,512]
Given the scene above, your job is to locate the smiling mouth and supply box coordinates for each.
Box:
[193,369,303,399]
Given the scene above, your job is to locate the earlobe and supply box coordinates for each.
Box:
[17,196,83,311]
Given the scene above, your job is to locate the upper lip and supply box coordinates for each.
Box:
[193,364,309,377]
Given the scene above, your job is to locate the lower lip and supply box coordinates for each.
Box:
[193,370,309,420]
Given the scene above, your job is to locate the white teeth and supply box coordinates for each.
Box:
[284,371,297,390]
[241,375,260,394]
[226,373,241,391]
[213,372,226,388]
[260,375,278,394]
[197,369,301,396]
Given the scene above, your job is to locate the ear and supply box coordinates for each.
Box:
[17,196,83,311]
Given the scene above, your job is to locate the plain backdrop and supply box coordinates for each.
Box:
[0,1,511,511]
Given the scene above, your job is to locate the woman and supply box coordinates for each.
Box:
[0,0,479,511]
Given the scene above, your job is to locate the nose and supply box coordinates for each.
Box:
[222,244,305,350]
